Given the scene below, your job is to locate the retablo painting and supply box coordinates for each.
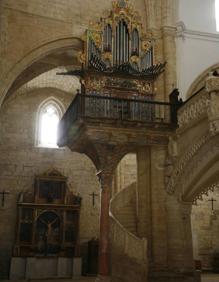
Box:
[14,169,81,257]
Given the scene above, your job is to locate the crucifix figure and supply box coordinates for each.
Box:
[89,192,99,207]
[208,198,217,211]
[0,190,10,207]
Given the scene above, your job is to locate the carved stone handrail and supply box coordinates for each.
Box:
[177,87,209,130]
[110,183,147,263]
[166,75,219,195]
[206,76,219,135]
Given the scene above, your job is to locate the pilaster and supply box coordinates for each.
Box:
[166,196,194,273]
[136,146,152,257]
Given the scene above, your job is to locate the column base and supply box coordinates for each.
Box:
[95,275,111,282]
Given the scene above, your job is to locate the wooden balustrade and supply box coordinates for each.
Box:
[58,93,177,143]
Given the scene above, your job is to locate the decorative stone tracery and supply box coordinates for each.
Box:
[166,134,209,194]
[192,182,219,205]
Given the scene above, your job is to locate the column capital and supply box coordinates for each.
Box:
[96,170,113,190]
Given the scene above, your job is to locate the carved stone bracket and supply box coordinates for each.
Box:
[93,143,135,178]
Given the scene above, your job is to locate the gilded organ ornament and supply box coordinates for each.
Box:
[59,0,165,99]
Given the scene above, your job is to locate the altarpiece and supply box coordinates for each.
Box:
[13,169,81,257]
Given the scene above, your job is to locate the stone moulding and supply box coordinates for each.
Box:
[177,89,209,130]
[167,134,219,198]
[166,134,209,195]
[166,76,219,195]
[180,140,219,202]
[192,182,219,205]
[206,76,219,93]
[207,91,219,136]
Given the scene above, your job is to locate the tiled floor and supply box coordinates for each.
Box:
[202,273,219,282]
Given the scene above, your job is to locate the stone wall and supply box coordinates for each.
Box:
[192,188,219,269]
[0,0,149,102]
[0,0,177,105]
[114,154,137,195]
[0,88,100,278]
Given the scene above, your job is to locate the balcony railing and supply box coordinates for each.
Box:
[58,94,178,144]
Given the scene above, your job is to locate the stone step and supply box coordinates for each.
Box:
[117,220,136,227]
[117,212,136,217]
[116,209,135,215]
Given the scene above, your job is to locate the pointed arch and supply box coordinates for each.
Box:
[36,97,65,148]
[0,37,83,107]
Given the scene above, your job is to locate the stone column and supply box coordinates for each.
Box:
[136,146,152,257]
[162,26,177,100]
[96,172,112,282]
[166,196,194,273]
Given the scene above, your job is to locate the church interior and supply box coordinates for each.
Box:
[0,1,219,282]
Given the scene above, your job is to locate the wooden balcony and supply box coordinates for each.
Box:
[57,93,178,151]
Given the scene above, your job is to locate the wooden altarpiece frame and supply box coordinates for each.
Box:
[13,169,82,258]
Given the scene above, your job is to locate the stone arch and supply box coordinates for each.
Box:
[192,180,219,205]
[186,62,219,98]
[114,152,137,194]
[177,135,219,202]
[0,37,83,106]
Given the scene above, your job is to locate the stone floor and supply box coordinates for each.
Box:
[202,273,219,282]
[3,274,219,282]
[1,278,96,282]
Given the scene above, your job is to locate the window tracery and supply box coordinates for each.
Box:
[36,98,64,148]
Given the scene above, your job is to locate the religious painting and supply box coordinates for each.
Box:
[38,180,64,203]
[34,170,66,204]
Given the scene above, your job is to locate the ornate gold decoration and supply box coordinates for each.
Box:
[78,52,86,64]
[142,40,152,52]
[102,52,113,61]
[130,55,139,64]
[82,0,155,67]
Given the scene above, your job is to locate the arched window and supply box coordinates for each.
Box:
[36,98,64,148]
[215,0,219,31]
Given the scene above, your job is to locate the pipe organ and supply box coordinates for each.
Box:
[59,0,166,100]
[83,0,162,75]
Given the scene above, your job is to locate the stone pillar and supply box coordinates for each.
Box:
[166,196,194,273]
[162,26,177,100]
[96,172,112,282]
[150,146,168,268]
[136,146,152,257]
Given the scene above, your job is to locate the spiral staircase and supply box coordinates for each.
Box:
[110,182,148,282]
